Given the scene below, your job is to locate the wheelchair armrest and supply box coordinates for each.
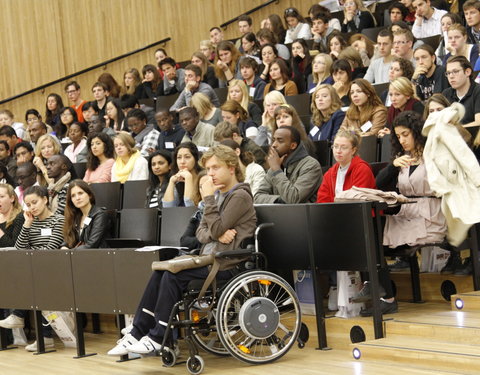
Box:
[215,249,254,258]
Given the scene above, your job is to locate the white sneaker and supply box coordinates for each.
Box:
[25,337,55,352]
[0,314,25,329]
[121,324,133,336]
[107,333,139,356]
[127,335,162,354]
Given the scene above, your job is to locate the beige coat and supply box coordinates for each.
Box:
[422,106,480,246]
[340,105,387,136]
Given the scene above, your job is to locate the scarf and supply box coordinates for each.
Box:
[48,172,71,213]
[387,98,418,127]
[114,150,141,183]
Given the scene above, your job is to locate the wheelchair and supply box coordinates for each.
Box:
[157,223,308,374]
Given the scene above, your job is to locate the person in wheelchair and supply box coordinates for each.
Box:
[108,145,257,356]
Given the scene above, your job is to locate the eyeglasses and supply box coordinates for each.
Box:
[331,144,351,151]
[66,90,78,94]
[393,40,409,45]
[445,69,463,77]
[344,2,356,6]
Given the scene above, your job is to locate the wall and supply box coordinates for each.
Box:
[0,0,311,120]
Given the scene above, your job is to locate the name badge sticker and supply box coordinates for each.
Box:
[84,217,92,226]
[309,127,320,137]
[361,121,373,132]
[165,142,175,149]
[41,228,52,236]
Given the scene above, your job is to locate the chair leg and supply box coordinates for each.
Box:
[408,253,424,303]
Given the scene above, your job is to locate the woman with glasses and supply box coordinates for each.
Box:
[341,0,375,34]
[283,7,311,44]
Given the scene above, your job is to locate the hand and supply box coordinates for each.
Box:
[267,147,285,171]
[330,50,339,58]
[393,155,416,168]
[377,127,391,138]
[174,169,192,183]
[23,210,34,228]
[200,175,224,196]
[147,147,156,155]
[185,80,197,91]
[412,65,428,80]
[104,115,111,127]
[216,60,228,72]
[218,229,237,244]
[333,80,344,91]
[261,110,269,125]
[33,156,46,174]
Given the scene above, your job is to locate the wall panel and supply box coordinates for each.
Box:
[1,0,312,119]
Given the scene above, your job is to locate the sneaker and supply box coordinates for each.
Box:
[352,282,386,303]
[25,337,55,352]
[120,324,133,336]
[107,333,139,356]
[388,258,410,272]
[360,299,398,317]
[0,314,25,329]
[127,335,162,354]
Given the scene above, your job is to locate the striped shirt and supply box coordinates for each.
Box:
[15,214,65,250]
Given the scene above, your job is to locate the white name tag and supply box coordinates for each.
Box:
[249,87,256,98]
[84,217,92,226]
[361,121,373,132]
[165,142,175,149]
[309,126,320,137]
[41,228,52,236]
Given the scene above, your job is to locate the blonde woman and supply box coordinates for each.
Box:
[309,84,345,142]
[199,39,215,63]
[227,79,262,125]
[33,134,61,186]
[255,91,287,146]
[191,51,218,88]
[386,77,424,128]
[0,183,24,247]
[341,0,375,33]
[191,92,222,126]
[111,131,148,183]
[307,54,334,93]
[120,68,142,96]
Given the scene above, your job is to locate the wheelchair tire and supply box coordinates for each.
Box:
[215,270,302,365]
[187,305,229,356]
[186,355,205,375]
[161,347,177,367]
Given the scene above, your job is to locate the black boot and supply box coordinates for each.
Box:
[441,251,463,274]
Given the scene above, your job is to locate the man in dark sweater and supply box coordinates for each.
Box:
[412,45,449,101]
[155,109,185,152]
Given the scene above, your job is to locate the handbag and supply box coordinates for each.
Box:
[151,254,215,274]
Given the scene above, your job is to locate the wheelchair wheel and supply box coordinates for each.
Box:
[187,305,229,356]
[186,355,204,375]
[216,270,302,364]
[161,346,177,367]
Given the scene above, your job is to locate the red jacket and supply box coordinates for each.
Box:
[316,155,376,203]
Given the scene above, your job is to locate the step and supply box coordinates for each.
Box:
[386,310,480,345]
[451,291,480,311]
[390,272,473,302]
[352,337,480,374]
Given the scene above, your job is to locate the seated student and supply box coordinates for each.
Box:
[364,30,395,84]
[309,84,346,142]
[221,139,266,196]
[0,126,21,157]
[338,47,367,80]
[227,80,262,126]
[83,132,115,184]
[255,91,287,147]
[162,142,202,208]
[98,73,121,99]
[209,26,224,48]
[381,57,415,105]
[24,108,45,139]
[0,183,25,247]
[256,28,290,60]
[464,0,480,45]
[435,12,463,62]
[44,93,64,128]
[385,77,425,129]
[62,179,109,249]
[111,132,149,183]
[213,121,267,167]
[33,134,62,186]
[121,68,142,97]
[311,11,335,53]
[388,2,409,25]
[64,81,87,123]
[120,94,156,126]
[341,0,375,33]
[105,98,126,133]
[191,51,219,88]
[92,82,109,119]
[327,31,348,59]
[442,56,480,127]
[341,79,388,137]
[0,140,16,179]
[412,45,449,101]
[9,185,65,351]
[241,32,261,62]
[443,24,479,69]
[255,126,322,204]
[290,38,312,94]
[307,53,334,93]
[214,41,242,87]
[46,154,76,215]
[64,122,89,163]
[200,39,216,63]
[56,106,77,142]
[191,93,223,127]
[349,34,376,67]
[153,48,168,76]
[235,14,254,52]
[284,7,311,43]
[126,109,160,158]
[146,151,172,208]
[0,109,25,139]
[261,14,287,48]
[81,101,99,125]
[137,64,164,100]
[155,109,185,151]
[221,100,258,140]
[392,29,415,65]
[170,64,220,112]
[179,107,215,148]
[258,43,278,84]
[14,162,38,205]
[88,115,116,138]
[332,59,353,106]
[411,0,447,39]
[108,145,256,356]
[14,142,34,166]
[376,110,447,272]
[264,59,298,97]
[239,57,266,101]
[28,120,48,148]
